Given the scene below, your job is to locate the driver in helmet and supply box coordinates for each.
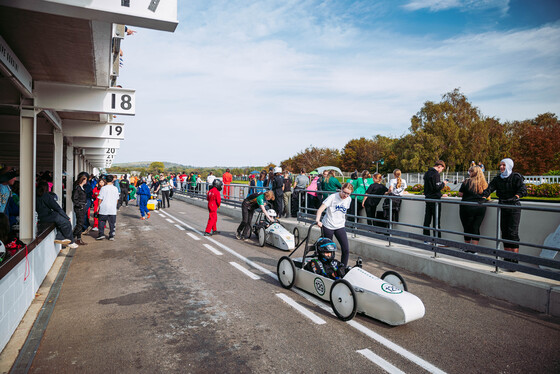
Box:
[205,179,223,236]
[304,237,346,280]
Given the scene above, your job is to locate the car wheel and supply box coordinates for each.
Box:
[277,256,296,289]
[258,227,266,247]
[330,279,357,321]
[381,270,408,291]
[293,227,300,247]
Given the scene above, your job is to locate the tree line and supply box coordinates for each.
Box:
[281,89,559,175]
[109,89,559,176]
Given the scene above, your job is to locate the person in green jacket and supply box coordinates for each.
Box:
[129,184,137,205]
[350,170,373,222]
[321,170,342,202]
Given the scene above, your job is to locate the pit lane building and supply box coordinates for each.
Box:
[0,0,177,352]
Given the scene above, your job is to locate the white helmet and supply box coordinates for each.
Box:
[267,209,277,218]
[274,166,282,173]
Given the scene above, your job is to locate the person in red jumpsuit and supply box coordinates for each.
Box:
[91,178,106,231]
[205,179,223,236]
[222,168,233,199]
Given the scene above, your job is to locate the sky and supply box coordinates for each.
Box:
[116,0,560,168]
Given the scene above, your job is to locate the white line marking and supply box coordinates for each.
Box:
[165,218,174,223]
[349,321,446,374]
[174,224,185,231]
[276,293,326,325]
[357,349,406,374]
[203,244,223,256]
[157,209,446,374]
[230,262,260,279]
[187,232,200,241]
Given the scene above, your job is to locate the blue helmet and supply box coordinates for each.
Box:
[315,237,336,261]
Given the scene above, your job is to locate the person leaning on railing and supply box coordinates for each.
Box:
[458,166,488,252]
[482,158,527,268]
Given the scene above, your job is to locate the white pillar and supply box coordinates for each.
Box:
[20,109,37,244]
[53,129,63,205]
[66,145,74,219]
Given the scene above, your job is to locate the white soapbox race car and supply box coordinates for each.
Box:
[276,223,425,325]
[252,208,296,251]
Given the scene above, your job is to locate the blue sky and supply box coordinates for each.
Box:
[116,0,560,167]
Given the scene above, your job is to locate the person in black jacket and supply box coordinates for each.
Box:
[72,174,88,246]
[423,160,448,239]
[459,166,488,252]
[482,158,527,266]
[362,173,388,226]
[119,174,130,207]
[271,167,284,216]
[36,181,77,248]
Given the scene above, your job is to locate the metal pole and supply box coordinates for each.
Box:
[387,197,393,247]
[433,200,439,257]
[494,205,502,273]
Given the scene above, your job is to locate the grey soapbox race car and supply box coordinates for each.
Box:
[276,223,425,325]
[252,208,296,250]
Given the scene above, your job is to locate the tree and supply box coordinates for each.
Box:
[404,89,490,171]
[509,113,560,174]
[148,161,165,174]
[281,146,341,172]
[341,136,396,173]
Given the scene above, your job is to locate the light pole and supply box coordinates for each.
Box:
[373,158,384,173]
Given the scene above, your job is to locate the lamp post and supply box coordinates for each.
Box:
[373,158,385,173]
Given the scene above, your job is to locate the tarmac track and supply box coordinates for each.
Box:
[15,198,560,373]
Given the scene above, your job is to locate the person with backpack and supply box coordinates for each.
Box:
[482,158,527,269]
[204,179,222,236]
[362,173,388,226]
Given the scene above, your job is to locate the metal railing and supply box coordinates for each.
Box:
[172,182,560,281]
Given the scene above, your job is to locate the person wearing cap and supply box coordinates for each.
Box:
[0,167,18,215]
[482,158,527,269]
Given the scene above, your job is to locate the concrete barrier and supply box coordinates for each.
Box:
[174,193,560,316]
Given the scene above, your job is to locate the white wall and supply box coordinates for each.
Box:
[0,230,60,353]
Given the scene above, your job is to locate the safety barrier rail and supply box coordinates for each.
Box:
[172,183,560,280]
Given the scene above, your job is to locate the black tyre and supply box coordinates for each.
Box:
[330,279,357,321]
[381,270,408,291]
[258,227,266,247]
[293,227,300,247]
[277,256,296,289]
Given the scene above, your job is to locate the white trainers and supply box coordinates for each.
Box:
[68,242,79,249]
[92,227,99,231]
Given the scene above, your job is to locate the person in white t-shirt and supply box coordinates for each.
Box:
[315,182,354,266]
[95,175,120,241]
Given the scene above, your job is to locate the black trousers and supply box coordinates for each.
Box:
[291,189,301,217]
[423,201,442,238]
[98,214,116,238]
[273,192,283,217]
[73,207,85,239]
[499,202,521,249]
[45,213,73,241]
[237,203,255,239]
[161,190,170,208]
[321,226,349,266]
[459,204,487,241]
[364,202,380,226]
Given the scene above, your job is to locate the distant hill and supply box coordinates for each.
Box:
[111,162,263,169]
[112,161,194,169]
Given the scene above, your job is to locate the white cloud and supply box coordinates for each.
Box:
[403,0,509,14]
[115,2,559,167]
